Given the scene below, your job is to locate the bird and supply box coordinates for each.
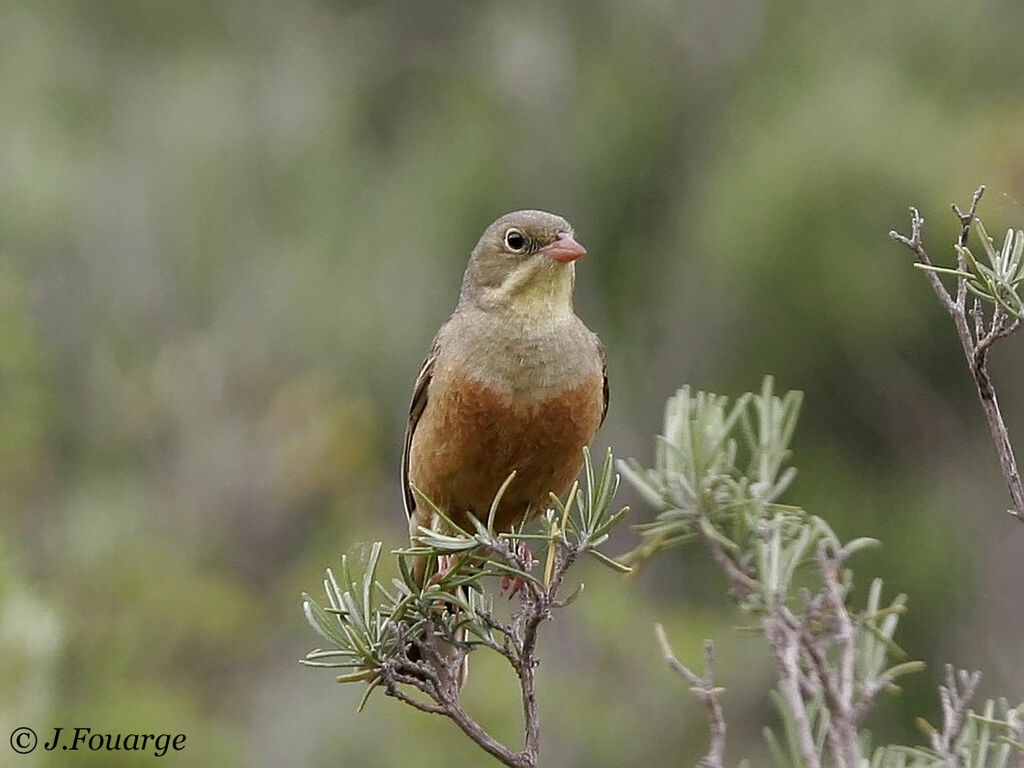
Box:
[402,210,608,588]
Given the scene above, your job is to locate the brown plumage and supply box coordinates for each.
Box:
[402,210,607,582]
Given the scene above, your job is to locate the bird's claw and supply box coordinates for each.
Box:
[500,542,534,598]
[427,554,458,587]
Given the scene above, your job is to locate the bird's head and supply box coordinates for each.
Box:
[459,210,586,319]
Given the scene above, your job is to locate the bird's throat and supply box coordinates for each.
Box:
[483,262,575,327]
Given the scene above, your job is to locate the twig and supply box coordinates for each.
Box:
[514,544,572,763]
[928,665,981,767]
[890,206,960,317]
[779,605,844,717]
[384,662,527,766]
[767,546,871,768]
[386,679,448,716]
[953,185,986,247]
[816,547,861,766]
[852,671,898,723]
[697,515,759,597]
[377,527,599,768]
[890,186,1024,525]
[952,185,986,310]
[766,617,822,768]
[693,505,860,765]
[655,624,727,768]
[698,517,866,765]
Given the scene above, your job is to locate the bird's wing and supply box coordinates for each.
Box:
[598,338,609,427]
[402,337,440,520]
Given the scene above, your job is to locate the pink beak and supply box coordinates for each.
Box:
[541,232,587,263]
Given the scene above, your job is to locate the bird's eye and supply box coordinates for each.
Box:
[504,228,527,252]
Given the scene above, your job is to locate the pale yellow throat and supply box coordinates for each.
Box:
[482,261,576,327]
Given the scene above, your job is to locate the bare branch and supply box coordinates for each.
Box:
[385,682,448,716]
[952,185,986,246]
[382,588,547,768]
[972,297,985,342]
[976,315,1020,359]
[889,207,958,317]
[655,624,727,768]
[380,659,528,767]
[952,185,985,308]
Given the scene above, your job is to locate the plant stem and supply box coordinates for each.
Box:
[890,186,1024,526]
[655,625,727,768]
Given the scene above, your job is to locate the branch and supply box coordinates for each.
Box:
[852,672,898,723]
[815,546,860,766]
[698,516,759,598]
[766,617,822,768]
[513,550,559,763]
[814,547,853,701]
[380,475,621,768]
[386,677,448,716]
[765,546,865,768]
[381,592,540,768]
[928,665,981,766]
[952,185,986,309]
[952,185,986,248]
[891,186,1024,526]
[655,624,727,768]
[889,206,959,317]
[625,381,1024,767]
[381,657,526,766]
[477,534,581,763]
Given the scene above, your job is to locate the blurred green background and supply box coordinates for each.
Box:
[3,0,1024,765]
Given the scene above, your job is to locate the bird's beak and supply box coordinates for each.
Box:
[541,232,587,263]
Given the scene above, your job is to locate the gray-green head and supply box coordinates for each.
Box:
[459,210,586,315]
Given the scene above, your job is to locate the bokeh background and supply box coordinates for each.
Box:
[3,0,1024,765]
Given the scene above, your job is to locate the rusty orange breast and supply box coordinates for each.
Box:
[408,369,604,532]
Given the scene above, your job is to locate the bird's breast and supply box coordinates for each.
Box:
[442,311,599,400]
[408,362,604,532]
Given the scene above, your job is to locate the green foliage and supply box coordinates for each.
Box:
[881,698,1024,767]
[622,378,1023,767]
[622,377,849,614]
[917,220,1024,319]
[301,448,629,709]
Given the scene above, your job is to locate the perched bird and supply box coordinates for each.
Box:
[402,210,608,585]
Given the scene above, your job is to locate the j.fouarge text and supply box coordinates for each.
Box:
[43,727,186,756]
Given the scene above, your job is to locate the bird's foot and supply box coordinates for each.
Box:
[500,542,534,598]
[426,554,460,587]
